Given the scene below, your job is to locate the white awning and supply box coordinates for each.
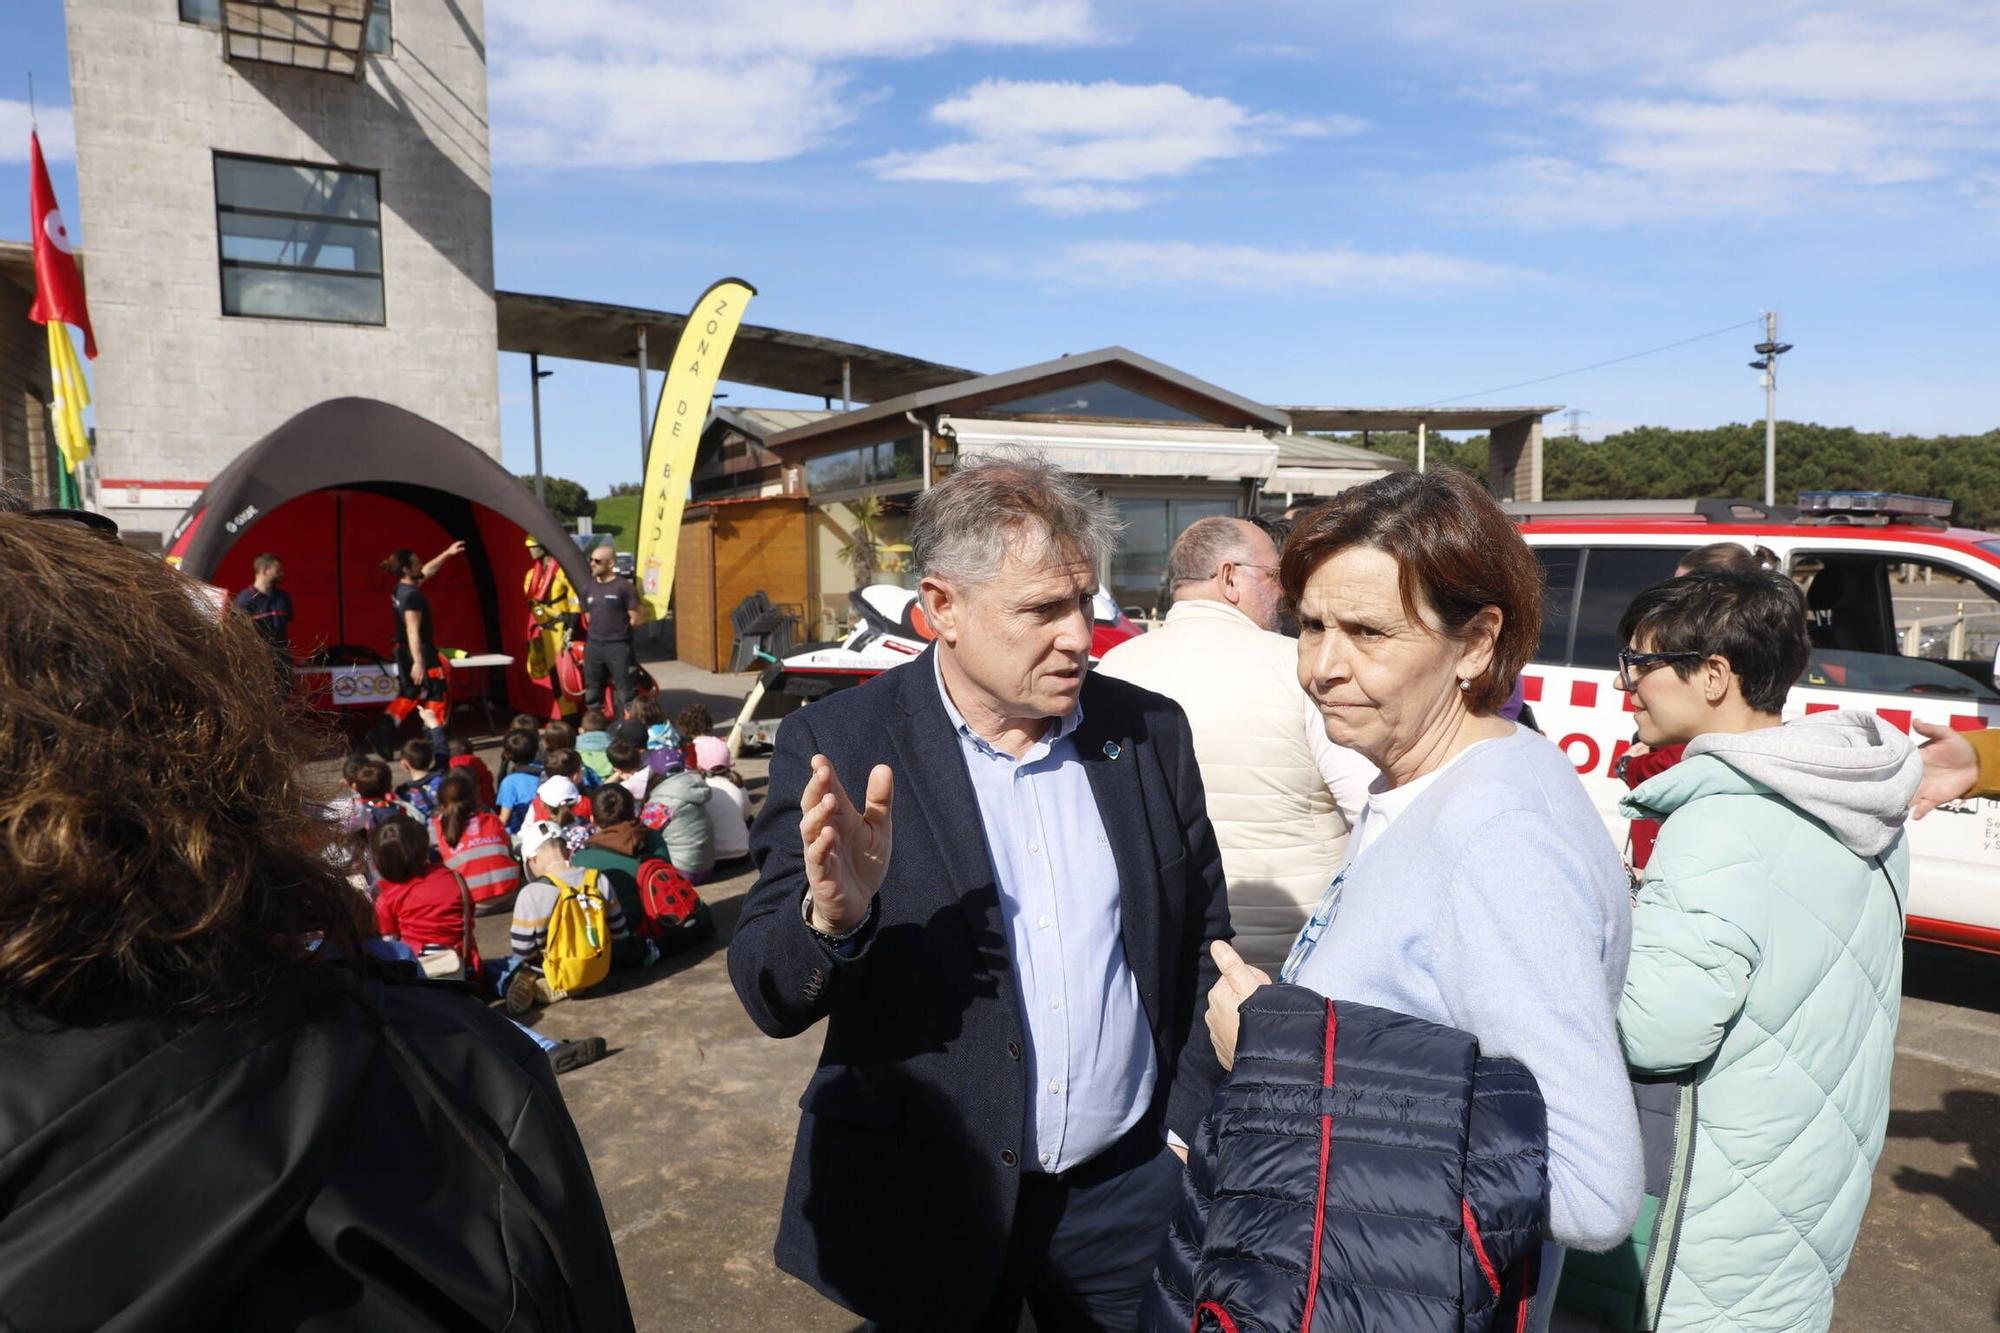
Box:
[939,416,1278,482]
[1268,465,1394,497]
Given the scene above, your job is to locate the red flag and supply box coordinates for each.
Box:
[28,129,95,358]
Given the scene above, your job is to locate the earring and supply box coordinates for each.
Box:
[1458,679,1471,691]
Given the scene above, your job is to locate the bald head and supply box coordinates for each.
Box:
[1168,517,1282,630]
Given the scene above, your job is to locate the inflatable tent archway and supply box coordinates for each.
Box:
[167,397,591,719]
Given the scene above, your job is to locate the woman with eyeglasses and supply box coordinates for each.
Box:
[1584,569,1919,1333]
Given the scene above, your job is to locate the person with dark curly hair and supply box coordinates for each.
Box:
[0,494,632,1331]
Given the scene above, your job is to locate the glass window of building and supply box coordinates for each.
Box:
[803,437,921,495]
[184,0,390,50]
[1108,495,1235,617]
[986,379,1206,423]
[214,154,385,325]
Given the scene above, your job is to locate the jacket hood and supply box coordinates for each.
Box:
[1621,710,1919,858]
[585,822,646,857]
[653,769,711,805]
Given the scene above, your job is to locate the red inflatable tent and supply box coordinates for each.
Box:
[166,397,590,720]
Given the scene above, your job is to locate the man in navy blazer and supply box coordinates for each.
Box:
[729,457,1233,1330]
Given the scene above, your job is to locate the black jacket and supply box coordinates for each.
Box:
[1146,985,1548,1333]
[0,965,632,1332]
[728,649,1232,1325]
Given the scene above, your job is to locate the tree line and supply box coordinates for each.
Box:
[1339,423,2000,529]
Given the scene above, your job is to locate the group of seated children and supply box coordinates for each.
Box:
[335,705,752,1021]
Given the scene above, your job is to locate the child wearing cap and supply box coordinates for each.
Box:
[694,735,752,870]
[504,819,631,1013]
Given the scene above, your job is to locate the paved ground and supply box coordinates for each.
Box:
[437,662,2000,1332]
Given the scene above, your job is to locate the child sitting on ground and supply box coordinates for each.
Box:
[505,819,632,1014]
[430,770,522,915]
[634,744,716,884]
[370,814,482,980]
[542,720,598,789]
[349,758,421,884]
[572,783,713,966]
[692,734,752,870]
[575,708,614,780]
[394,737,446,818]
[494,729,545,833]
[676,703,714,769]
[497,714,541,777]
[446,736,496,808]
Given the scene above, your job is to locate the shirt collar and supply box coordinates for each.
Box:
[1163,596,1262,631]
[931,650,1084,757]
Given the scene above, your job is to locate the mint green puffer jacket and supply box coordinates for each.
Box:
[1615,711,1919,1333]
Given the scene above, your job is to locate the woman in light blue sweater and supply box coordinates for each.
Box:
[1205,471,1643,1312]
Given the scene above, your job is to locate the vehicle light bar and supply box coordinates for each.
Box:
[1797,491,1953,521]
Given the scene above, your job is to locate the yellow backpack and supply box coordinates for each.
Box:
[541,868,612,996]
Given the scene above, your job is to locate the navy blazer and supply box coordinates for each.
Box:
[728,647,1233,1326]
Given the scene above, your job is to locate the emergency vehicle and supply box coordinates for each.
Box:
[1511,492,2000,954]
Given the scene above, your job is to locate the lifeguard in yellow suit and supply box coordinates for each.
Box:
[522,535,581,719]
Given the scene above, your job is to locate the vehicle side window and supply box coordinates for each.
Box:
[1532,546,1583,663]
[1572,548,1686,667]
[1793,551,2000,699]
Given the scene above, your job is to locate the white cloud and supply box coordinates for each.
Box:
[486,0,1100,168]
[0,102,75,161]
[870,79,1355,212]
[1694,12,2000,106]
[1234,42,1320,61]
[1358,1,2000,228]
[1040,240,1537,292]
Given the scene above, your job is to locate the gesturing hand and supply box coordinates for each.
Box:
[801,755,894,935]
[1912,719,1979,819]
[1204,940,1272,1072]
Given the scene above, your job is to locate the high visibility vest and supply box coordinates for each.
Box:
[432,811,521,904]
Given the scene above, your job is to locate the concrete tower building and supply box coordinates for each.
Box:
[62,0,498,542]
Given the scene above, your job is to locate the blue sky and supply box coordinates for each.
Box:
[7,0,1999,494]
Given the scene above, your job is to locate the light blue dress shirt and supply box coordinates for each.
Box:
[934,655,1157,1173]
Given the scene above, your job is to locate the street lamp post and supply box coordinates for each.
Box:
[529,352,555,505]
[1749,312,1794,507]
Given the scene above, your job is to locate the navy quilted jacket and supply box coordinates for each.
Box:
[1146,985,1548,1333]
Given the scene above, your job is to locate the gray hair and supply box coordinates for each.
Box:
[1168,516,1257,586]
[911,453,1121,587]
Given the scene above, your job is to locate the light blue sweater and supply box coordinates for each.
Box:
[1291,726,1643,1251]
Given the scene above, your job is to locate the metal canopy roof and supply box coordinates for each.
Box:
[1277,405,1561,432]
[495,290,978,403]
[766,346,1292,457]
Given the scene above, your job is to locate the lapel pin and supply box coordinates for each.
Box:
[1102,741,1121,760]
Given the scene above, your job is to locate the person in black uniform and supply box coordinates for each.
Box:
[365,543,463,760]
[232,552,293,686]
[579,542,649,719]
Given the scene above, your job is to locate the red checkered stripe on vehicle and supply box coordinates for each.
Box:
[1518,673,1987,733]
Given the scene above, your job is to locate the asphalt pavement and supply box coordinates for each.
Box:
[460,661,2000,1332]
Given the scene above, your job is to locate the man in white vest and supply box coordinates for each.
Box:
[1097,516,1374,971]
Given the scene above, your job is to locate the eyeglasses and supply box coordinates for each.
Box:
[1615,648,1704,690]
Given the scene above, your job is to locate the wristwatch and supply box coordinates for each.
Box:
[801,891,875,946]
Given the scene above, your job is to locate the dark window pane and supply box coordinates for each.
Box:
[219,213,381,272]
[217,158,379,221]
[222,267,385,323]
[181,0,220,23]
[1107,495,1232,616]
[365,0,391,53]
[1532,545,1582,663]
[989,378,1206,423]
[1572,547,1685,667]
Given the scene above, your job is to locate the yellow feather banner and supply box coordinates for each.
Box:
[635,277,756,620]
[47,321,92,473]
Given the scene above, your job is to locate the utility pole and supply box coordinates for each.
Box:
[636,325,650,476]
[1749,312,1794,507]
[529,352,554,504]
